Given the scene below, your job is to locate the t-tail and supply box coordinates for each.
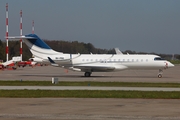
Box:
[8,34,63,60]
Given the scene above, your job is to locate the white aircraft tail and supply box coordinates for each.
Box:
[2,60,14,67]
[8,34,63,59]
[2,56,21,67]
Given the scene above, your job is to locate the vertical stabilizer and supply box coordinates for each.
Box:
[8,34,63,60]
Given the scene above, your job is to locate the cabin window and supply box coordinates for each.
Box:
[154,57,165,61]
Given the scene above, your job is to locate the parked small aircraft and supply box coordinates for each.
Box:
[8,34,174,78]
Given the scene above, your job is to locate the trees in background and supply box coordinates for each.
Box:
[0,40,5,61]
[0,40,32,62]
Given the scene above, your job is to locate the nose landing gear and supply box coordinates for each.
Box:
[158,69,163,78]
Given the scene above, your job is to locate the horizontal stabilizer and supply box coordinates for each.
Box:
[6,36,35,40]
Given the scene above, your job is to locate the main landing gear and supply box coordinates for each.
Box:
[158,69,163,78]
[84,72,92,77]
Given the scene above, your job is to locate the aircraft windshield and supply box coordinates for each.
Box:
[154,57,165,61]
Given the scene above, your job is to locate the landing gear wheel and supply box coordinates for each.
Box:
[158,74,162,78]
[84,72,91,77]
[158,69,163,78]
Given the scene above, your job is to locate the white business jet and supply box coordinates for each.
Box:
[8,34,174,78]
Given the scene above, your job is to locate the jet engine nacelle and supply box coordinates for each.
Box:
[29,57,43,62]
[68,67,81,72]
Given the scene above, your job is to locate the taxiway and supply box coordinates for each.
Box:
[0,65,180,83]
[0,65,180,120]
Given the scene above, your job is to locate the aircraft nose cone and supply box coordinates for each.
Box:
[168,62,174,68]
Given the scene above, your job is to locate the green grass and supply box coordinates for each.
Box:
[0,90,179,99]
[0,81,180,88]
[1,81,180,99]
[170,60,180,64]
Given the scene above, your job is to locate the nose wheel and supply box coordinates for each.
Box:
[158,69,163,78]
[158,74,162,78]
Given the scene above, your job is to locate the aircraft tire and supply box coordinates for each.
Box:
[158,74,162,78]
[84,72,91,77]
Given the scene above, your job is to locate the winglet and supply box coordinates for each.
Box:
[48,57,55,63]
[114,48,123,55]
[47,57,59,67]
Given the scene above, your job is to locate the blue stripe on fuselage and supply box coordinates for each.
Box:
[25,34,51,49]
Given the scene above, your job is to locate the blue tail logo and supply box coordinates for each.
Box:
[25,34,51,49]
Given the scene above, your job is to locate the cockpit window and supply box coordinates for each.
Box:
[154,57,165,61]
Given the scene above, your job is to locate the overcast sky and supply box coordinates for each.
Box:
[0,0,180,54]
